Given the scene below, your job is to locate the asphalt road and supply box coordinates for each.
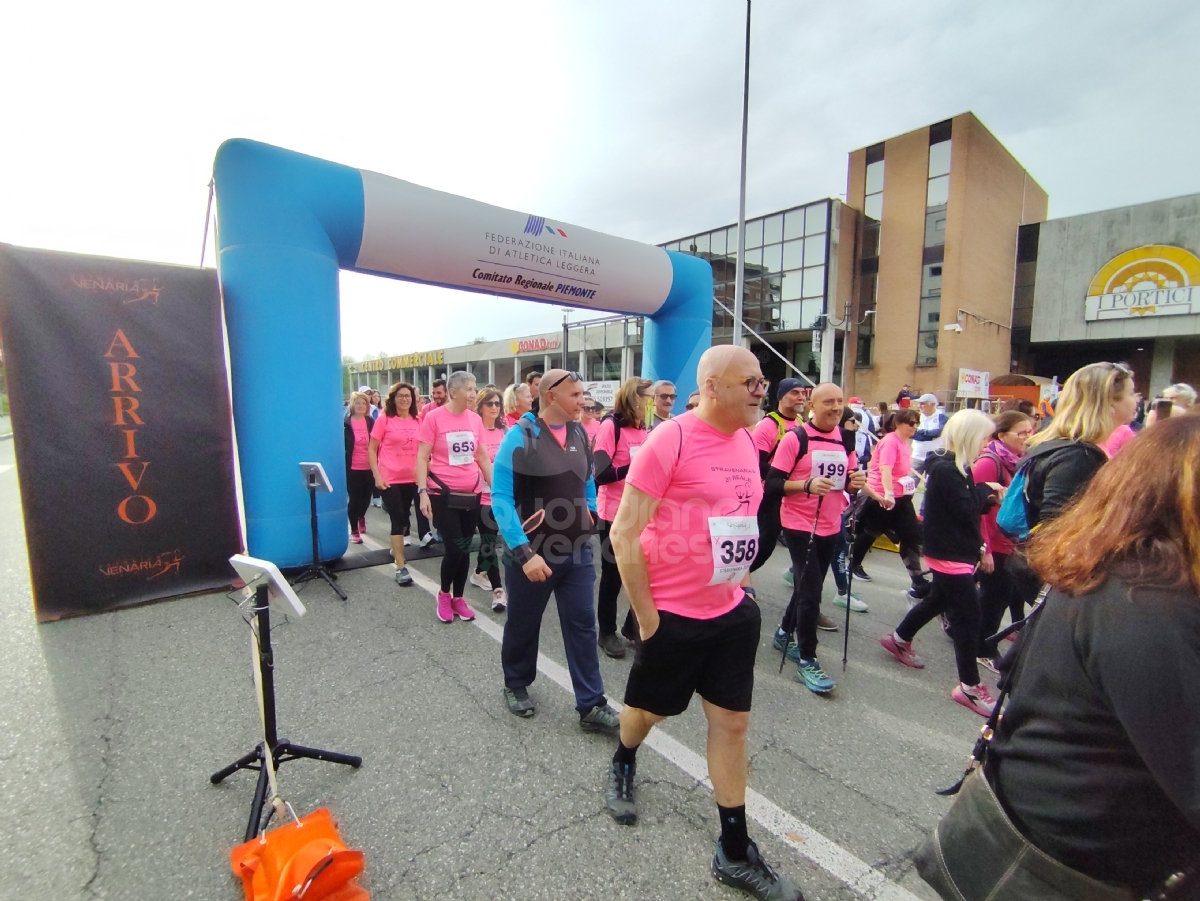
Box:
[0,444,1005,901]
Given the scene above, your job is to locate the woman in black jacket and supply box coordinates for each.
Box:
[978,415,1200,899]
[880,410,1001,716]
[1008,362,1138,607]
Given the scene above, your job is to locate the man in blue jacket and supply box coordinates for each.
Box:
[492,369,620,732]
[911,393,948,473]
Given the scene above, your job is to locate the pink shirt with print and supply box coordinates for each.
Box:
[593,417,647,522]
[772,423,857,536]
[349,418,371,470]
[478,424,506,506]
[418,404,485,494]
[625,412,763,621]
[867,431,913,498]
[371,414,420,485]
[582,418,602,447]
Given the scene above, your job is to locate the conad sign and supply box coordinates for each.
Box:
[956,368,990,398]
[511,337,560,354]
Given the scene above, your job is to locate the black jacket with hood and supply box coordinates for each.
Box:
[921,451,997,564]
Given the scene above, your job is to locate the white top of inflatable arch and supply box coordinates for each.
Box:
[354,169,675,316]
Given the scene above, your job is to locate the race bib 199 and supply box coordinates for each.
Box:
[708,516,759,586]
[446,431,476,466]
[810,449,848,492]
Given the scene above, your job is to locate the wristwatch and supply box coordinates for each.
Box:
[741,586,757,599]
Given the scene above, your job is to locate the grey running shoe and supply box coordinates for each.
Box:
[598,632,627,659]
[579,703,620,732]
[503,686,535,718]
[606,760,637,825]
[712,838,804,901]
[816,614,839,632]
[394,566,413,586]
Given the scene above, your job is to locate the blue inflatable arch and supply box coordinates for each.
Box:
[213,139,713,566]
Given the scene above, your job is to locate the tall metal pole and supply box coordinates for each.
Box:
[732,0,751,346]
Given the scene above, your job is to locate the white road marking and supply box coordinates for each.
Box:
[398,564,922,901]
[360,533,387,552]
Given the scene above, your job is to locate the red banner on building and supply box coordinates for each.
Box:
[0,245,242,620]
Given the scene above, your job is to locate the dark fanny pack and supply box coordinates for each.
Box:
[429,473,480,511]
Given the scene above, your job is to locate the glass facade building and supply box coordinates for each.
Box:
[659,199,837,384]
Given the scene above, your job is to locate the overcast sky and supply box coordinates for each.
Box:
[3,1,1198,360]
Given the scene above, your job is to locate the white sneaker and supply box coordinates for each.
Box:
[419,531,435,548]
[468,571,491,592]
[833,592,869,613]
[491,587,507,612]
[403,535,413,546]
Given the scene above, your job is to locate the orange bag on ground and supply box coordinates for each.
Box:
[230,807,368,901]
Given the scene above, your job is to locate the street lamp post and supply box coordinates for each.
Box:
[732,0,751,346]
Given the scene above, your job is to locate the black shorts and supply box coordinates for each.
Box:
[623,596,761,716]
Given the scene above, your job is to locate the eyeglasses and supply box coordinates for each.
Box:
[1013,430,1032,438]
[545,370,582,391]
[736,377,769,393]
[656,393,677,401]
[482,400,501,407]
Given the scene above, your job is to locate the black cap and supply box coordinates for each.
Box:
[777,378,804,398]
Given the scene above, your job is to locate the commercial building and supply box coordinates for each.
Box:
[1012,192,1200,399]
[345,111,1199,406]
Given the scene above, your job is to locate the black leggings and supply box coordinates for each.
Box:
[596,519,637,637]
[896,571,982,686]
[381,483,429,537]
[347,468,374,531]
[475,505,502,590]
[430,493,480,596]
[977,552,1019,659]
[851,496,925,585]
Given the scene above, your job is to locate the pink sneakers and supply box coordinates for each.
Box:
[880,633,925,668]
[450,596,476,622]
[952,682,997,717]
[358,517,367,535]
[349,531,363,545]
[436,591,454,623]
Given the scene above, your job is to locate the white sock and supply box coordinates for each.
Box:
[893,631,909,647]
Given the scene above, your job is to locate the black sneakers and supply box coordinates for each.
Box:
[712,838,803,901]
[851,565,872,583]
[598,632,627,659]
[605,760,637,825]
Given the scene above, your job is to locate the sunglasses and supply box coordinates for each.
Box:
[545,370,582,391]
[482,400,501,407]
[581,405,598,412]
[657,393,677,401]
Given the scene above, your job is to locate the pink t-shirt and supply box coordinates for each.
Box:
[348,418,371,470]
[371,414,419,485]
[867,432,913,497]
[772,423,857,536]
[478,424,506,506]
[926,557,976,575]
[625,412,762,620]
[593,417,648,522]
[1103,424,1136,458]
[582,417,602,446]
[752,413,796,464]
[418,404,485,493]
[971,450,1013,556]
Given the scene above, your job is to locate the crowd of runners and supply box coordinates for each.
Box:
[341,358,1199,901]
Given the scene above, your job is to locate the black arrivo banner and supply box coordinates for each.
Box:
[0,245,242,621]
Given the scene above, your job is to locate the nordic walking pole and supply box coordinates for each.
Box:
[841,503,858,671]
[779,495,824,673]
